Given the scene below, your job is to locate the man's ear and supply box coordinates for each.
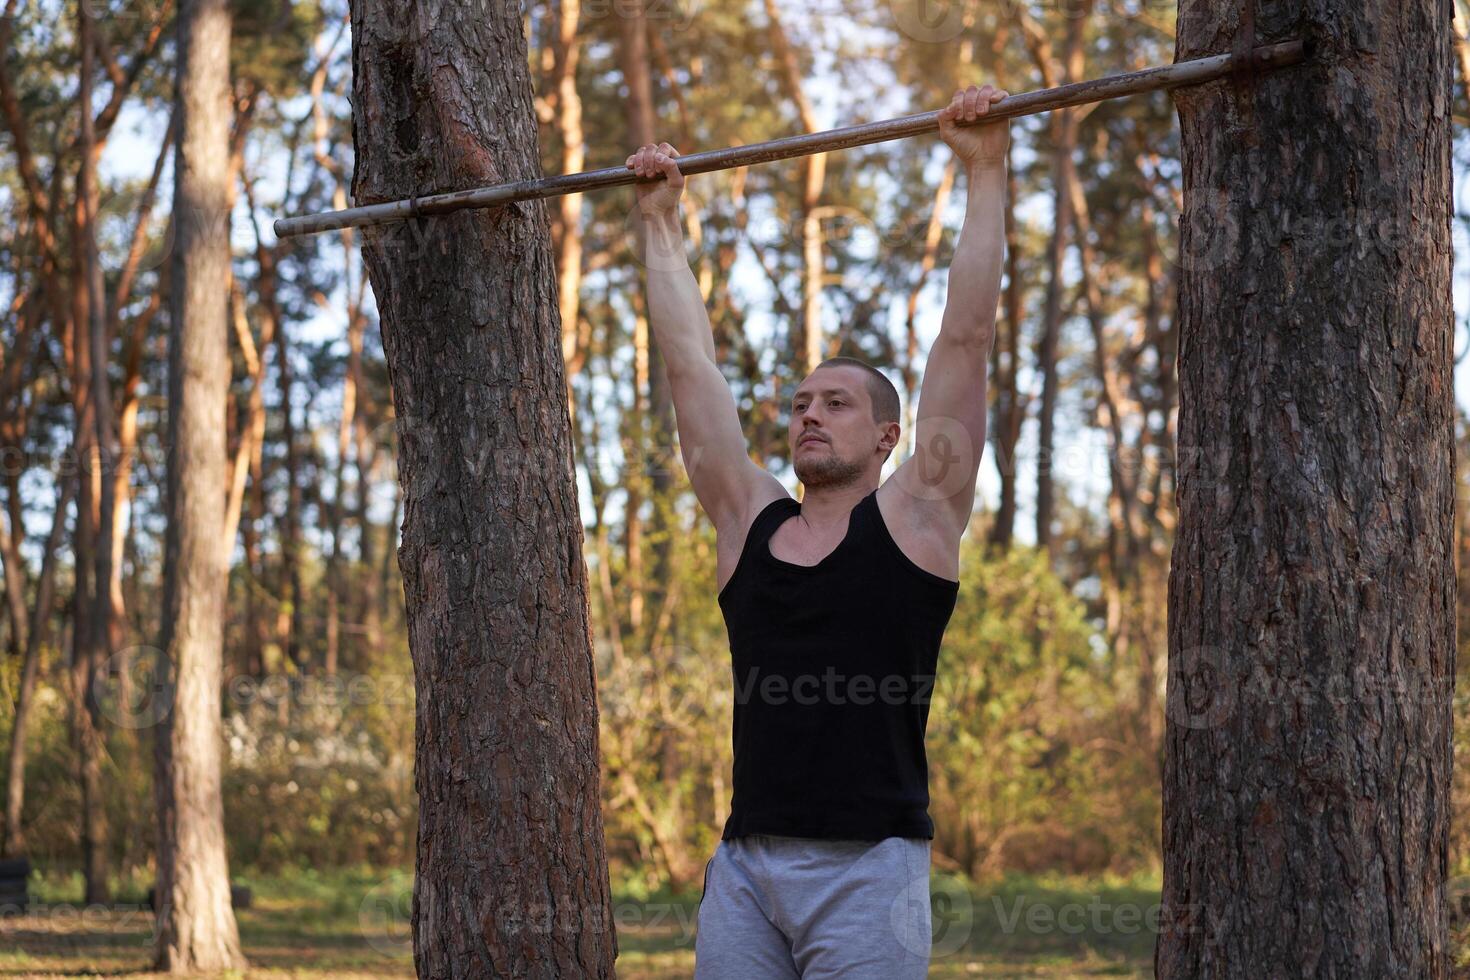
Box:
[879,421,901,454]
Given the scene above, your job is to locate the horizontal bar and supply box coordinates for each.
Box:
[275,39,1304,239]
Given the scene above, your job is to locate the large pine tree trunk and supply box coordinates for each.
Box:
[1159,6,1455,976]
[153,0,246,967]
[349,2,616,975]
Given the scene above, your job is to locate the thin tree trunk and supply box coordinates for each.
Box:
[241,335,268,678]
[1067,164,1140,576]
[80,0,118,756]
[902,155,955,459]
[1067,161,1161,756]
[2,475,73,857]
[239,164,305,676]
[619,3,650,641]
[307,41,357,679]
[618,0,676,641]
[0,487,29,665]
[628,295,649,636]
[108,112,174,722]
[378,472,398,634]
[1029,6,1087,559]
[152,0,246,965]
[69,220,109,908]
[1453,0,1470,102]
[69,0,111,905]
[319,235,363,679]
[274,297,304,672]
[236,204,278,681]
[988,155,1023,552]
[763,0,827,374]
[322,300,362,678]
[349,0,617,971]
[1013,5,1091,548]
[1158,7,1454,975]
[550,0,585,386]
[353,430,382,660]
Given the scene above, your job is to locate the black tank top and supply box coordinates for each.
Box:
[716,486,960,841]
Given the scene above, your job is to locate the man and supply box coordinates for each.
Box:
[625,81,1009,979]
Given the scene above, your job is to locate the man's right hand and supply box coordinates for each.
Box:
[626,141,685,217]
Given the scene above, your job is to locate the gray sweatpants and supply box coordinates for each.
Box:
[693,834,932,979]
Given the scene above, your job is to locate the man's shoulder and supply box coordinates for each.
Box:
[873,480,963,582]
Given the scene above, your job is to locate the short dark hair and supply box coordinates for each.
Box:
[814,356,900,426]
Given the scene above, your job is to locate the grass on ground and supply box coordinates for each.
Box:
[2,866,1466,978]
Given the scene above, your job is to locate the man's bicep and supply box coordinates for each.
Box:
[669,357,777,529]
[895,332,990,534]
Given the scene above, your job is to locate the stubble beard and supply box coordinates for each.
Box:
[794,444,866,489]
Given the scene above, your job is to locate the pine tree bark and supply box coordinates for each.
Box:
[349,1,617,974]
[1159,6,1455,976]
[153,0,246,967]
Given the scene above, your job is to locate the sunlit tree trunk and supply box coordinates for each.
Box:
[273,283,304,672]
[618,0,676,640]
[106,114,173,719]
[68,0,111,905]
[323,254,364,678]
[152,0,246,966]
[988,156,1023,552]
[1159,7,1455,975]
[549,0,586,386]
[350,0,617,971]
[762,0,827,375]
[902,155,955,460]
[1026,4,1088,559]
[79,0,118,760]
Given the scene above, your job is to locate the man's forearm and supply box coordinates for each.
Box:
[938,159,1006,348]
[632,208,717,371]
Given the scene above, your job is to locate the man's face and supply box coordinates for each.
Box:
[789,366,890,488]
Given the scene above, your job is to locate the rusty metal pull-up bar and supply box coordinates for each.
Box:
[273,39,1305,240]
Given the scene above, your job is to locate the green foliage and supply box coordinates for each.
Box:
[927,541,1158,881]
[222,664,416,871]
[231,0,325,97]
[595,498,734,892]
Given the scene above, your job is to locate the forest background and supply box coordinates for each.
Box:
[4,0,1470,904]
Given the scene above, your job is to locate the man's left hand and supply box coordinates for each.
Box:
[938,83,1010,167]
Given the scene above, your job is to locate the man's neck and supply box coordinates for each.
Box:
[796,480,877,528]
